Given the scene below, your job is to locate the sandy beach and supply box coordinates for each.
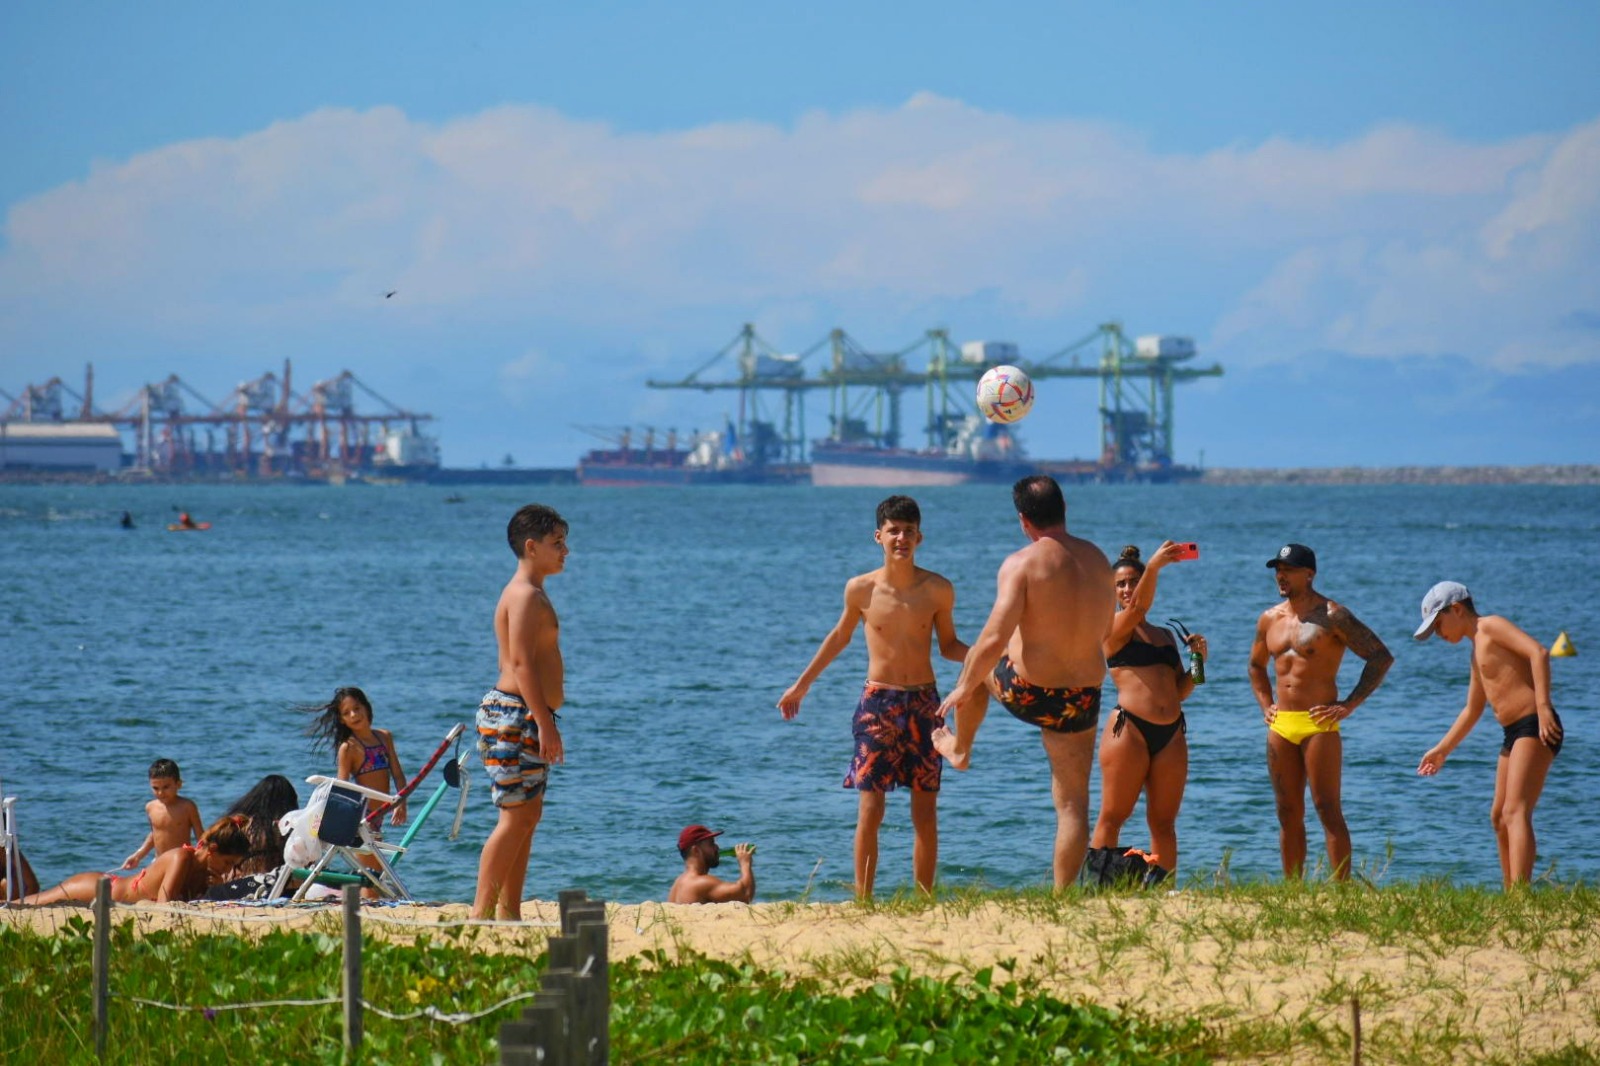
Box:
[7,891,1597,1062]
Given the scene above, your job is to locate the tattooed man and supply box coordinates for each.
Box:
[1248,543,1393,880]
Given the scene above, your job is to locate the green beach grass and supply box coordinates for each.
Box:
[2,881,1598,1064]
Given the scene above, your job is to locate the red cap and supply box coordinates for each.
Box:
[677,825,722,852]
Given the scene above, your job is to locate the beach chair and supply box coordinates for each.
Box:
[271,723,473,902]
[2,789,21,906]
[278,776,411,901]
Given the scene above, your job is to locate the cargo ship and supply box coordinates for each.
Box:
[577,424,805,486]
[809,413,1036,487]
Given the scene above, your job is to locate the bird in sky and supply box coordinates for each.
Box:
[383,290,397,299]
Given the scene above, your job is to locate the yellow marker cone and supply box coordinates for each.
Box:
[1551,631,1576,657]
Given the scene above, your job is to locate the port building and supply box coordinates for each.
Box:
[0,422,122,473]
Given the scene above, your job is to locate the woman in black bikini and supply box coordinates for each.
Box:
[1087,542,1205,887]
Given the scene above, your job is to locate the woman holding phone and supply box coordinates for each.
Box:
[1086,540,1205,887]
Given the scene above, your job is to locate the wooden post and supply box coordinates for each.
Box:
[500,890,607,1065]
[342,885,362,1051]
[524,989,571,1066]
[92,876,110,1060]
[542,969,582,1064]
[548,934,577,972]
[496,1019,540,1066]
[558,889,588,930]
[575,919,610,1065]
[566,902,605,936]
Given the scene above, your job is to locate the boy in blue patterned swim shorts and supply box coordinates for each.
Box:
[778,495,968,899]
[472,503,568,921]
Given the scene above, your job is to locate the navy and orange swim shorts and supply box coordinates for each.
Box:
[843,682,944,793]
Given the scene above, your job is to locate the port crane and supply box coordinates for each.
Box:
[2,362,437,478]
[647,322,1223,474]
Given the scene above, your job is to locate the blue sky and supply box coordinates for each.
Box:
[3,2,1598,467]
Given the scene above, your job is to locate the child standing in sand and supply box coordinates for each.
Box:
[472,504,568,921]
[1415,581,1564,886]
[778,495,968,899]
[121,758,204,870]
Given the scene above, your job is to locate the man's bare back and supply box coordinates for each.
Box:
[1000,533,1115,688]
[934,476,1114,769]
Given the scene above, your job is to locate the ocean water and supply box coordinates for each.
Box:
[2,481,1597,905]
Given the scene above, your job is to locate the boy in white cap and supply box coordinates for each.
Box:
[1415,581,1564,886]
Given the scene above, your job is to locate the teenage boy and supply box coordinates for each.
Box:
[1415,581,1564,886]
[472,504,568,921]
[778,495,967,898]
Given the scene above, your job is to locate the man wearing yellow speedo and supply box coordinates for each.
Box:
[1248,544,1394,880]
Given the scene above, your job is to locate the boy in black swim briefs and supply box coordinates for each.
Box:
[778,495,968,899]
[1415,581,1564,886]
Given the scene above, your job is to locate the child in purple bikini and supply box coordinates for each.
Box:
[777,495,968,899]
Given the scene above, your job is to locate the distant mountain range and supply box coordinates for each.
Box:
[1200,465,1600,486]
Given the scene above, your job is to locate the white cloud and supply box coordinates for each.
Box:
[2,95,1597,391]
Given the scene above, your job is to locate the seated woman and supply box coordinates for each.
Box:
[224,775,299,878]
[204,775,300,900]
[20,816,251,906]
[2,844,40,899]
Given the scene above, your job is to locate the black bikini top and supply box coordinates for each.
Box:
[1106,634,1183,671]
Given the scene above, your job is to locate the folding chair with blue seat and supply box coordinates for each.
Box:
[282,776,410,901]
[270,723,473,902]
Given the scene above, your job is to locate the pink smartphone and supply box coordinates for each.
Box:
[1173,542,1200,561]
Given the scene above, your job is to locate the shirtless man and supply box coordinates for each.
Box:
[1249,543,1392,880]
[1415,581,1563,885]
[668,825,756,903]
[932,475,1115,889]
[778,494,967,898]
[471,504,568,921]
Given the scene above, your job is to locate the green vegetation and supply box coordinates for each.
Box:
[2,880,1597,1064]
[613,952,1207,1064]
[0,920,1201,1065]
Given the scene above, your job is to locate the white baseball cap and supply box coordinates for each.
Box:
[1414,581,1471,640]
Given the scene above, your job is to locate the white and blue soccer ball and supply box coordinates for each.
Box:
[975,364,1035,424]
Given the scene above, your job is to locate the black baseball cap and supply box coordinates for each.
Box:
[1266,543,1317,570]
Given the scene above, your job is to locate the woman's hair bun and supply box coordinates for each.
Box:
[1117,545,1142,564]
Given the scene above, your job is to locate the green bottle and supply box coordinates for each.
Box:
[1189,645,1206,685]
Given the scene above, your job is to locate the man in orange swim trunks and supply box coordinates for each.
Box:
[1248,543,1393,880]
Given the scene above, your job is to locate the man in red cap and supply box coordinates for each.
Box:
[1249,542,1392,881]
[668,824,755,903]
